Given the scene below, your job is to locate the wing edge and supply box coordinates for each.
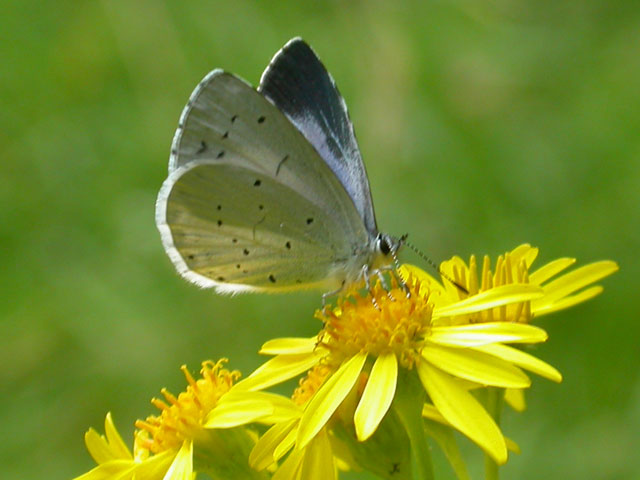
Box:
[156,162,262,294]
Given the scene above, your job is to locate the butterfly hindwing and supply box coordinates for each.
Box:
[158,160,360,292]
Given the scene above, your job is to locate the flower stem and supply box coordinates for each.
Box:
[483,388,502,480]
[393,369,434,480]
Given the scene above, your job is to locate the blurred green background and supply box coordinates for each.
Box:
[2,1,638,479]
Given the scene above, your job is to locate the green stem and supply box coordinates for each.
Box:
[483,388,502,480]
[393,369,434,480]
[195,429,270,480]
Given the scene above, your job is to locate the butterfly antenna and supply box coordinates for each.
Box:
[403,239,469,295]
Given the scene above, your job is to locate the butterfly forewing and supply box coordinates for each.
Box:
[169,72,360,225]
[157,70,372,292]
[259,38,378,235]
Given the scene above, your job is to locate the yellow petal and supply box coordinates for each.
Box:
[503,388,526,412]
[274,422,299,462]
[429,323,548,347]
[354,353,398,441]
[529,258,576,284]
[72,460,136,480]
[163,440,192,480]
[417,360,507,464]
[505,436,521,454]
[84,413,132,464]
[533,260,619,307]
[422,344,531,388]
[297,353,367,449]
[209,391,300,428]
[509,244,538,268]
[205,397,273,428]
[83,429,112,465]
[273,447,304,480]
[104,413,132,459]
[253,393,302,424]
[132,450,176,479]
[422,403,447,425]
[234,351,325,391]
[249,419,298,470]
[260,337,318,355]
[299,429,337,480]
[399,264,439,284]
[533,286,603,316]
[433,284,543,318]
[472,343,562,383]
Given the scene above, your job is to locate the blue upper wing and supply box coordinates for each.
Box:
[258,38,378,235]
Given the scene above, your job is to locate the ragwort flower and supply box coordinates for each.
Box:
[74,360,264,480]
[411,244,619,411]
[410,243,619,323]
[232,266,558,466]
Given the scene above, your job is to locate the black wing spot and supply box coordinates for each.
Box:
[306,217,314,225]
[257,115,266,123]
[217,150,225,158]
[217,205,222,210]
[232,238,238,243]
[221,131,229,139]
[217,220,222,226]
[258,204,264,210]
[254,179,261,187]
[231,114,238,123]
[236,264,241,269]
[285,241,291,249]
[196,141,207,155]
[216,276,225,282]
[187,254,195,260]
[243,248,250,255]
[276,154,289,176]
[269,274,276,283]
[171,148,178,156]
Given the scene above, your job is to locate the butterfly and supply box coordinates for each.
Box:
[156,38,403,296]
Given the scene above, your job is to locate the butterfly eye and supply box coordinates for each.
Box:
[378,235,391,256]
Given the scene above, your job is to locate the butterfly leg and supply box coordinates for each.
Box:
[391,268,411,298]
[322,280,346,308]
[361,265,381,310]
[375,269,397,302]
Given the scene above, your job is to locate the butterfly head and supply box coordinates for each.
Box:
[373,233,406,271]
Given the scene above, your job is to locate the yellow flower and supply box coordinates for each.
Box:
[413,244,618,412]
[407,243,619,324]
[204,367,348,480]
[211,365,408,480]
[232,270,559,466]
[75,412,176,480]
[73,360,263,480]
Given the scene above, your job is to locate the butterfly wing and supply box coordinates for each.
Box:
[157,71,372,293]
[258,38,378,235]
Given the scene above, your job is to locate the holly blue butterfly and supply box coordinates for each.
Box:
[156,38,403,295]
